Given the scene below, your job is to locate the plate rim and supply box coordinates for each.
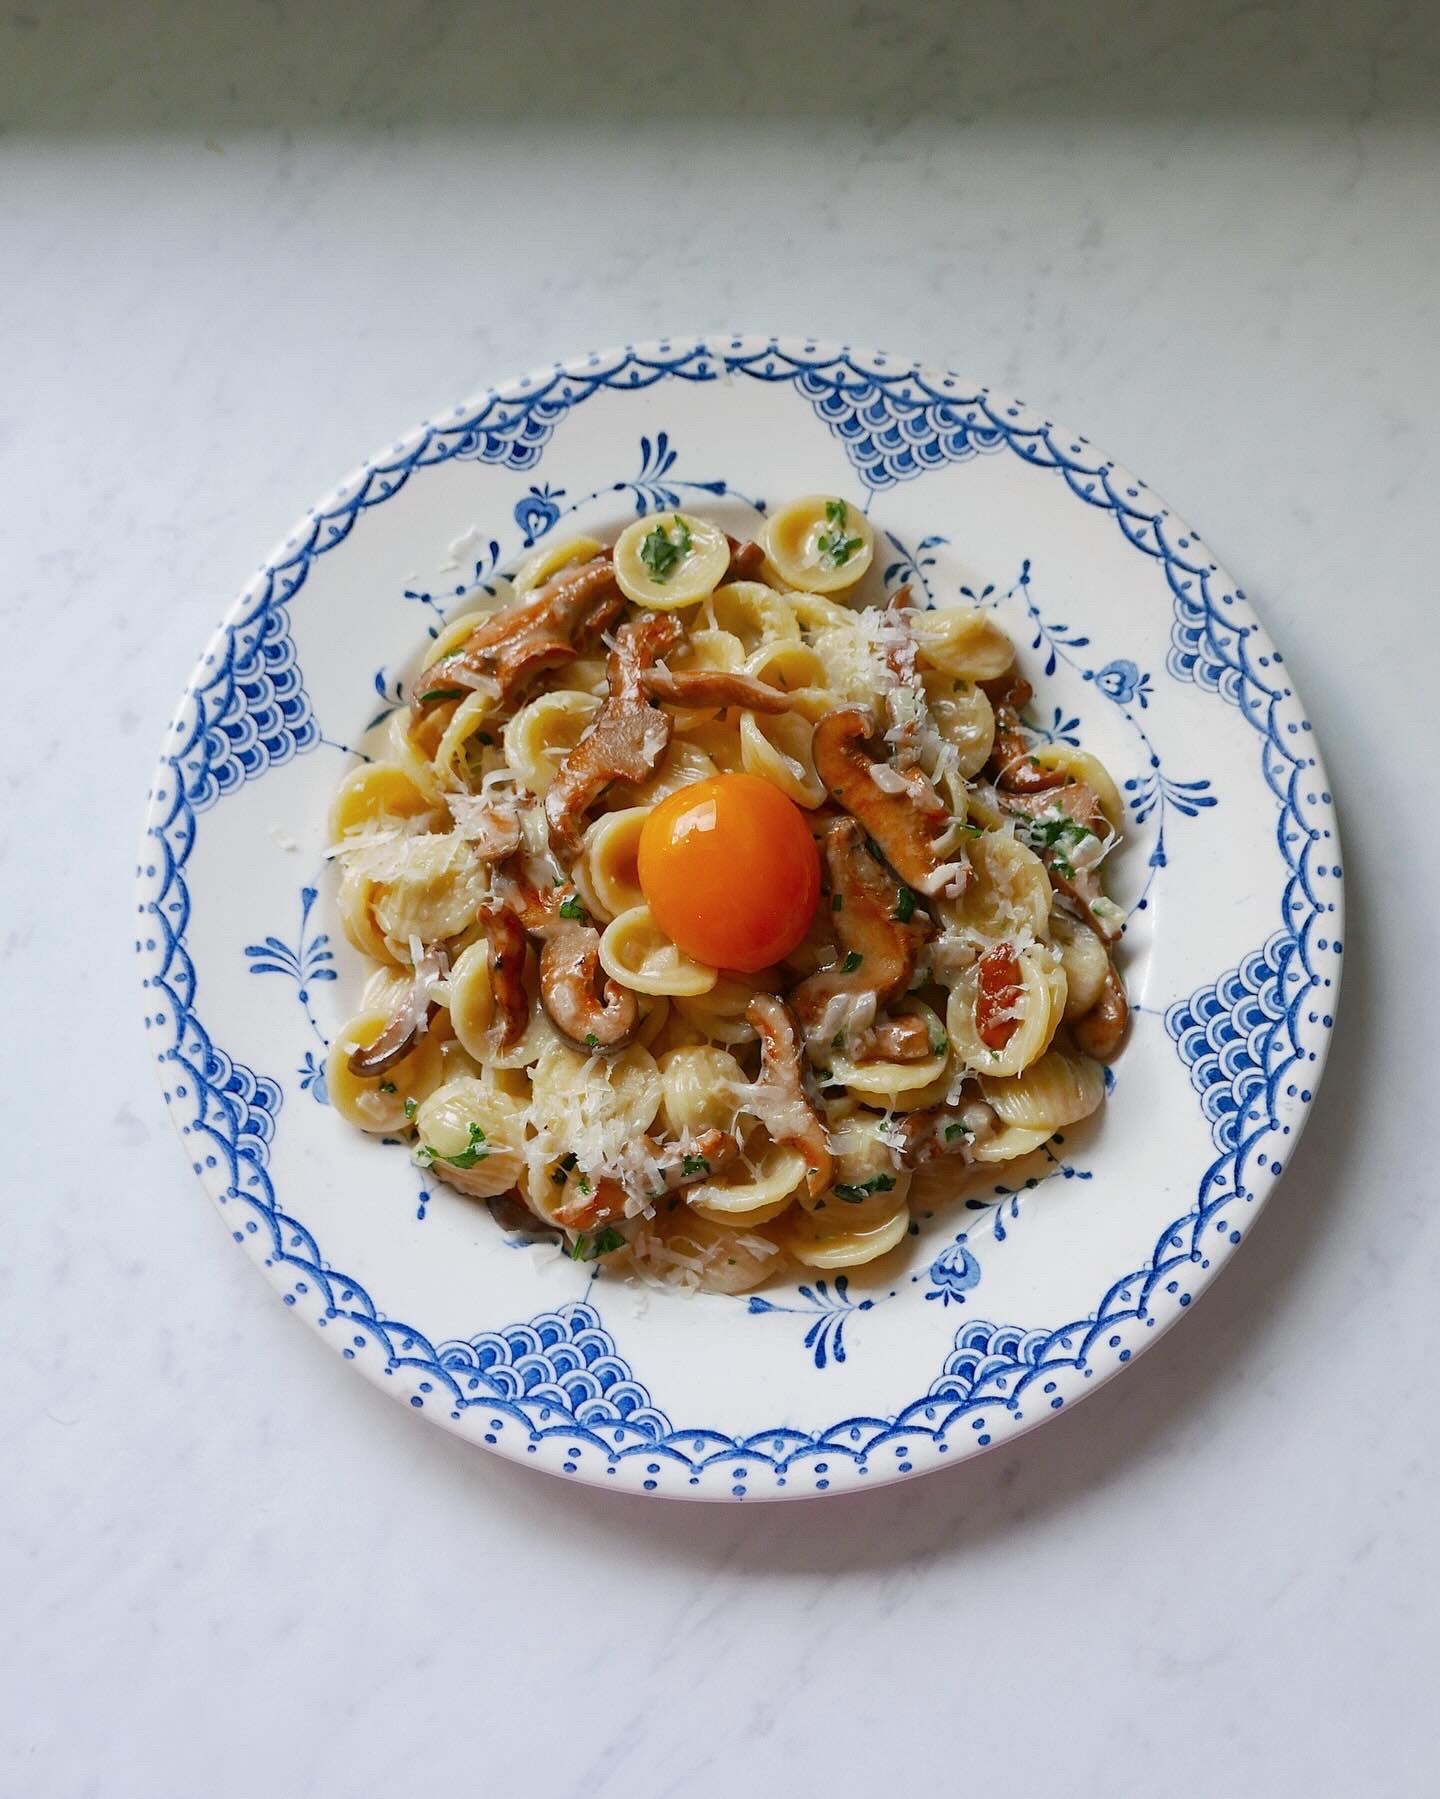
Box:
[138,332,1344,1500]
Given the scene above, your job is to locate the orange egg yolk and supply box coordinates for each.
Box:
[637,773,821,974]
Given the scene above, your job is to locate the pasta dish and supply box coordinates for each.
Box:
[326,497,1129,1291]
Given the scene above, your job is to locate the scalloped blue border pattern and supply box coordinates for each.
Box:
[139,339,1341,1495]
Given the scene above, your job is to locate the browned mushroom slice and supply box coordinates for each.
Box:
[1070,958,1129,1060]
[890,1106,979,1168]
[412,554,619,718]
[538,917,639,1052]
[745,994,833,1197]
[345,1001,438,1079]
[444,793,523,861]
[979,670,1067,793]
[544,613,683,858]
[859,1014,935,1063]
[553,1129,741,1229]
[346,947,444,1077]
[639,665,793,713]
[790,817,922,1032]
[1003,782,1122,941]
[476,902,530,1049]
[811,708,964,896]
[725,535,766,582]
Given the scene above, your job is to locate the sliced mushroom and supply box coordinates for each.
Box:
[345,1001,437,1079]
[476,902,530,1048]
[790,817,923,1036]
[891,1105,981,1168]
[544,614,683,858]
[639,665,793,713]
[1004,782,1123,941]
[1070,958,1128,1060]
[725,535,766,582]
[345,946,444,1077]
[861,1014,934,1063]
[444,792,523,860]
[745,994,833,1197]
[553,1128,741,1229]
[975,943,1023,1051]
[537,916,639,1052]
[812,708,966,897]
[980,670,1066,793]
[413,554,619,717]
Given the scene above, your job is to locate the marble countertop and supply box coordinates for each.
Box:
[3,4,1437,1793]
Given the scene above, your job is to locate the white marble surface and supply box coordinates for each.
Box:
[3,3,1438,1793]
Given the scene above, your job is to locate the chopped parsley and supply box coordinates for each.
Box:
[403,1097,418,1121]
[930,1030,949,1056]
[680,1154,710,1177]
[833,1173,898,1203]
[477,731,493,746]
[378,1080,397,1094]
[570,1224,626,1262]
[576,1174,592,1196]
[416,1121,487,1170]
[638,515,692,583]
[944,1121,970,1142]
[893,887,916,924]
[1013,811,1096,856]
[583,1031,599,1050]
[841,950,864,974]
[816,498,863,568]
[416,685,466,704]
[558,894,587,921]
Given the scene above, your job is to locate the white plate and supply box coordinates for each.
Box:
[139,336,1342,1500]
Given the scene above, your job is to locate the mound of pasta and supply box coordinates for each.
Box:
[327,497,1129,1292]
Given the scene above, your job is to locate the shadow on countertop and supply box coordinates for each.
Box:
[3,0,1438,133]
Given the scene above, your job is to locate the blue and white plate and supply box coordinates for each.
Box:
[139,337,1342,1500]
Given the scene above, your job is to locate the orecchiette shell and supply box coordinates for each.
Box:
[739,709,824,808]
[326,1010,446,1133]
[762,495,875,594]
[979,1047,1105,1133]
[502,689,603,796]
[947,945,1068,1078]
[413,1076,527,1199]
[613,511,729,609]
[599,905,719,998]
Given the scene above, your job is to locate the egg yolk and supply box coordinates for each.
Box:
[637,773,821,973]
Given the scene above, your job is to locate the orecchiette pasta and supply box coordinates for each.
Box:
[326,498,1130,1292]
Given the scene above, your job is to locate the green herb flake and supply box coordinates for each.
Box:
[893,887,916,924]
[378,1080,397,1094]
[417,685,466,704]
[558,894,587,921]
[681,1154,710,1177]
[638,515,693,583]
[403,1097,417,1121]
[930,1031,949,1057]
[571,1224,626,1262]
[419,1121,488,1170]
[944,1121,969,1142]
[816,498,864,569]
[841,950,864,974]
[576,1174,592,1196]
[584,1031,599,1050]
[477,731,493,746]
[833,1173,899,1203]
